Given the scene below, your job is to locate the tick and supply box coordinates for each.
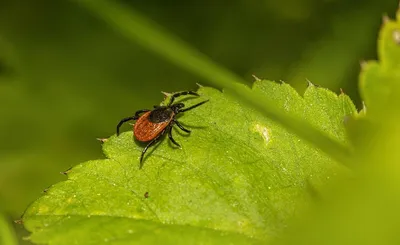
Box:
[116,91,208,167]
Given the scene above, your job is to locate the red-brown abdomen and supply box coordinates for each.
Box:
[134,111,172,142]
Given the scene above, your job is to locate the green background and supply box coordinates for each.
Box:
[0,0,396,243]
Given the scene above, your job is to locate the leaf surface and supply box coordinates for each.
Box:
[23,81,356,244]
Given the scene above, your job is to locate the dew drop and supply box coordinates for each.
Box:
[254,124,271,144]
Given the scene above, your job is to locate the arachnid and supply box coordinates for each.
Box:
[116,91,208,167]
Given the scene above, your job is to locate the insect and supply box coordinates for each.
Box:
[116,91,208,167]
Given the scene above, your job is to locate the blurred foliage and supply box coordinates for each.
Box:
[274,6,400,245]
[0,0,397,243]
[0,213,18,245]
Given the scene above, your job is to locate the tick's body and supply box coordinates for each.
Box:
[134,109,173,142]
[116,91,208,168]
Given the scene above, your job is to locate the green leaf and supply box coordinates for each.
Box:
[23,81,356,244]
[359,10,400,116]
[272,6,400,245]
[0,213,18,245]
[356,8,400,156]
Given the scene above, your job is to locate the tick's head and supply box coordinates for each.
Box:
[171,103,184,113]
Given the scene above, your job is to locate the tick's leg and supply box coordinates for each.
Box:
[116,109,150,136]
[116,117,135,136]
[168,91,199,106]
[179,100,209,113]
[167,125,181,148]
[134,109,151,118]
[174,120,191,133]
[140,135,161,168]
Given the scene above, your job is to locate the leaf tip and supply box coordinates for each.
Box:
[306,78,314,87]
[360,101,368,115]
[251,74,262,82]
[96,138,108,143]
[161,91,172,98]
[382,13,390,25]
[60,166,73,176]
[196,82,204,88]
[359,60,368,70]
